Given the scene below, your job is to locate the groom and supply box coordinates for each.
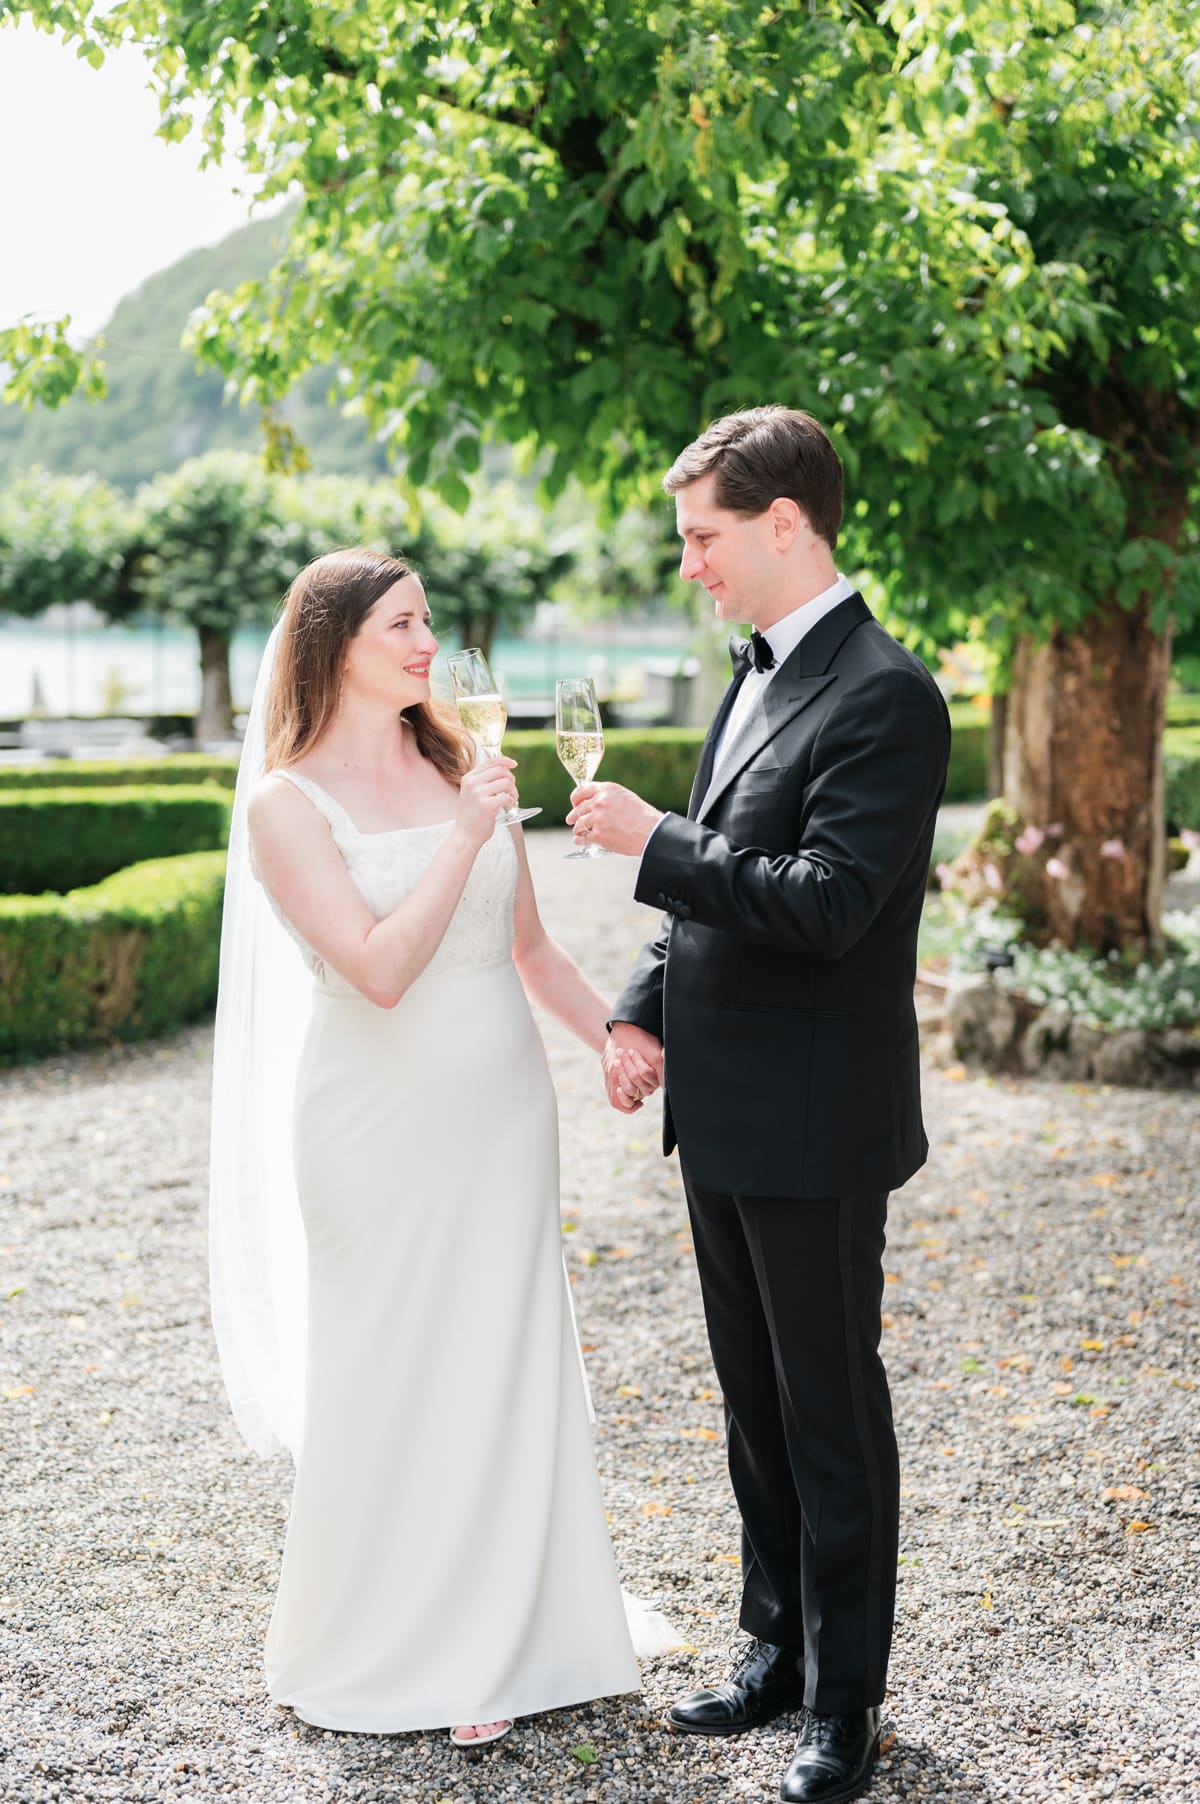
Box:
[568,407,950,1804]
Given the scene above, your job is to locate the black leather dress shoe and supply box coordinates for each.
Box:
[666,1638,805,1736]
[779,1707,881,1803]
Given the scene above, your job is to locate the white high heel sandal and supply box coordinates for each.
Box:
[449,1719,513,1748]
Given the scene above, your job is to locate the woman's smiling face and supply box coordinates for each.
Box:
[342,575,439,708]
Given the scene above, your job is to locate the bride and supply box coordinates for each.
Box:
[208,546,665,1746]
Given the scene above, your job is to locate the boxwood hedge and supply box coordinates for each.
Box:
[0,850,226,1060]
[0,721,1193,826]
[0,755,239,791]
[0,721,993,813]
[0,785,231,894]
[1165,725,1200,832]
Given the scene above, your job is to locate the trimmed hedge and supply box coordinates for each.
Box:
[0,785,231,894]
[506,718,992,817]
[505,728,703,822]
[941,720,989,803]
[0,850,226,1060]
[1165,725,1200,831]
[1,721,1193,824]
[0,755,239,791]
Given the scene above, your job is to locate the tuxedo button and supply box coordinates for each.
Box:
[676,903,692,920]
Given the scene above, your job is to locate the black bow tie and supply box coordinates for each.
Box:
[750,630,776,672]
[729,627,775,671]
[729,631,776,675]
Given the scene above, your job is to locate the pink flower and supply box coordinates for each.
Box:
[1015,825,1045,855]
[1045,823,1064,839]
[1181,828,1200,852]
[983,861,1003,892]
[1045,856,1069,881]
[1100,838,1126,861]
[935,862,953,889]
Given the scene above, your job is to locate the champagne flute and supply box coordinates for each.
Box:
[446,648,541,825]
[556,676,609,860]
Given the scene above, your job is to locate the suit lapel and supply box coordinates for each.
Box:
[687,654,750,819]
[698,670,835,822]
[695,594,871,824]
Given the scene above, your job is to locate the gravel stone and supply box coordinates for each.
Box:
[1,828,1197,1802]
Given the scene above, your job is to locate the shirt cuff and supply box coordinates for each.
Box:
[638,811,669,877]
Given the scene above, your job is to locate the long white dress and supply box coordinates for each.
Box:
[260,772,642,1733]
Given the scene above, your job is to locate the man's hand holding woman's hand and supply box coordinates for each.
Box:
[603,1022,664,1114]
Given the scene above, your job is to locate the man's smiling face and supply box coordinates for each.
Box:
[674,471,784,628]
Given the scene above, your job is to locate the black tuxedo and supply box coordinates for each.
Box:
[613,593,950,1711]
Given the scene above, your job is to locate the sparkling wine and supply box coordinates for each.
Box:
[457,693,507,755]
[556,730,604,785]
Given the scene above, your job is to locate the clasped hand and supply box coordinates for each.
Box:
[602,1022,664,1115]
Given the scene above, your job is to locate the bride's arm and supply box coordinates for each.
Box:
[509,831,659,1097]
[248,762,517,1009]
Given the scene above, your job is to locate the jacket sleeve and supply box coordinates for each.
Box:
[610,913,671,1040]
[634,668,950,959]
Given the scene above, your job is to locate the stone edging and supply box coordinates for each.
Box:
[917,972,1200,1089]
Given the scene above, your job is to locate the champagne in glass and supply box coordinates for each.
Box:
[447,648,541,826]
[456,693,507,757]
[556,676,609,860]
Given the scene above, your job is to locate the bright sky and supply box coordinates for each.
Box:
[0,18,270,339]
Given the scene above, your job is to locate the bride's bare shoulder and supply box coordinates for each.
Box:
[248,771,315,835]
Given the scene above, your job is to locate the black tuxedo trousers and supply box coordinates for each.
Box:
[682,1165,898,1712]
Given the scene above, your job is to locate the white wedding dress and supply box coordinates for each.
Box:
[258,772,642,1732]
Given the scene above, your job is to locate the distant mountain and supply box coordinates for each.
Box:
[0,213,390,489]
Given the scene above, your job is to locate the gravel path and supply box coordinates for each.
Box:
[1,830,1197,1803]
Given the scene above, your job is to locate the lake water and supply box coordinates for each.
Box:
[0,618,693,717]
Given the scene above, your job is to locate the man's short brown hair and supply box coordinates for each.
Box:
[663,406,844,548]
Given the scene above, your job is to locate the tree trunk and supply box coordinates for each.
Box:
[988,689,1008,800]
[1004,597,1172,953]
[457,614,497,667]
[197,625,234,741]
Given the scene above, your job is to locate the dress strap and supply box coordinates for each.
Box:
[273,769,357,836]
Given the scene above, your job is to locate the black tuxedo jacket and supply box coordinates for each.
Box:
[613,593,951,1198]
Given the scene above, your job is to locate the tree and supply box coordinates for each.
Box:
[0,468,133,621]
[129,457,431,738]
[5,1,1199,947]
[128,452,295,739]
[417,482,576,663]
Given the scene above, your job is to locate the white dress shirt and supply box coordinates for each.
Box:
[634,574,858,880]
[709,573,857,779]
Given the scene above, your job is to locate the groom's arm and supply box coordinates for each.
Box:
[611,914,670,1042]
[638,669,949,960]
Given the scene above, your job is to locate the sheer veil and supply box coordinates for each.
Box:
[209,622,310,1457]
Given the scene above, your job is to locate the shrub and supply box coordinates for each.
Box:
[1164,727,1200,831]
[946,904,1200,1033]
[0,850,226,1060]
[942,719,988,802]
[504,728,704,821]
[0,785,231,893]
[0,756,239,792]
[509,719,991,816]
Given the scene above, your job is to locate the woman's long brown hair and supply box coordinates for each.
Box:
[263,548,474,784]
